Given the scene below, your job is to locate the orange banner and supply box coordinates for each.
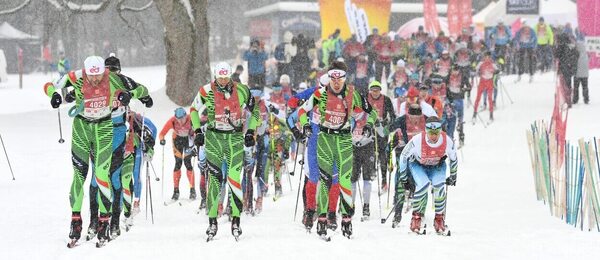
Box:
[319,0,392,42]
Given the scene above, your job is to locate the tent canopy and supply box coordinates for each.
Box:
[482,0,577,27]
[0,22,38,40]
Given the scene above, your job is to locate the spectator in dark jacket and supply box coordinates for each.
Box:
[555,33,579,107]
[574,30,589,104]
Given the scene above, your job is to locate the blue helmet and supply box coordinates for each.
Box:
[394,87,407,98]
[174,107,187,119]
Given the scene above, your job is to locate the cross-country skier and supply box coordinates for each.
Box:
[366,80,395,192]
[397,116,457,235]
[472,51,499,122]
[389,86,437,228]
[298,61,378,239]
[45,56,148,247]
[350,111,375,221]
[190,61,259,241]
[159,107,197,202]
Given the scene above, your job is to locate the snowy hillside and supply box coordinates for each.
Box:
[0,67,599,260]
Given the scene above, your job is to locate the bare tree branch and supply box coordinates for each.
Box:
[116,0,150,47]
[0,0,33,15]
[120,0,153,12]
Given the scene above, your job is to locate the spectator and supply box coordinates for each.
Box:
[555,32,579,108]
[342,34,365,81]
[57,51,70,78]
[275,31,297,81]
[243,39,269,89]
[232,65,244,84]
[574,30,589,105]
[364,27,381,76]
[292,33,314,86]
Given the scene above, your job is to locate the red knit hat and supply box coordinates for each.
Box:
[407,86,419,98]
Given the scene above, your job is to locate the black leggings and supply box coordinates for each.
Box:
[173,136,193,171]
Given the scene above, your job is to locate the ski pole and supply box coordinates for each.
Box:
[502,82,514,104]
[146,161,155,224]
[380,191,408,224]
[356,180,363,205]
[293,141,306,222]
[0,134,15,180]
[149,161,161,181]
[57,109,65,144]
[161,145,165,202]
[374,132,383,220]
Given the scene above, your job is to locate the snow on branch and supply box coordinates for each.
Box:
[59,0,110,12]
[0,0,33,15]
[120,1,154,12]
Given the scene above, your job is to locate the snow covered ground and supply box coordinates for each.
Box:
[0,66,599,260]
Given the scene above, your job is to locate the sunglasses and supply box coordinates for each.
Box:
[407,97,418,103]
[431,79,443,84]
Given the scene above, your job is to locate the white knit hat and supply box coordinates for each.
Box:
[84,56,105,75]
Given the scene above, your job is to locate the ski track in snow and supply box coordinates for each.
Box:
[0,67,599,259]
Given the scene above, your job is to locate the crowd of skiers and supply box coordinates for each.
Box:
[45,16,590,246]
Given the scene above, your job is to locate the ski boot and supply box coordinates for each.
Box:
[303,209,316,232]
[360,204,370,222]
[67,213,83,248]
[171,187,180,201]
[225,203,232,222]
[85,216,98,241]
[199,198,207,210]
[410,211,426,235]
[273,181,283,200]
[391,212,402,228]
[96,215,110,248]
[341,216,352,239]
[327,212,337,231]
[109,219,121,241]
[316,216,330,241]
[206,217,218,242]
[489,111,494,122]
[254,197,263,214]
[434,213,451,236]
[190,188,197,200]
[231,216,242,241]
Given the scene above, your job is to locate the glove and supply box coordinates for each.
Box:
[65,90,76,103]
[194,129,205,147]
[446,175,457,186]
[118,91,132,106]
[143,152,153,162]
[139,95,153,108]
[291,127,303,141]
[191,146,198,157]
[268,104,279,115]
[302,124,312,140]
[50,92,62,108]
[160,139,166,146]
[362,124,373,138]
[244,129,255,147]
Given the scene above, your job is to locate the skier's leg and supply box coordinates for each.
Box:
[198,146,208,202]
[226,133,245,218]
[473,81,485,114]
[204,131,225,219]
[70,117,92,215]
[121,153,134,217]
[378,135,389,189]
[336,135,354,218]
[408,162,429,215]
[305,127,320,211]
[133,148,143,200]
[486,82,494,116]
[316,134,335,218]
[91,120,114,240]
[393,148,407,216]
[172,137,185,193]
[110,123,126,228]
[573,77,581,103]
[184,154,195,199]
[582,77,589,103]
[431,163,448,214]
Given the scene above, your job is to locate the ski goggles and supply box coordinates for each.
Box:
[425,121,443,134]
[250,89,263,97]
[431,78,444,85]
[328,69,346,79]
[406,96,418,104]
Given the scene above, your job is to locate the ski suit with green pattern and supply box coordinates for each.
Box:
[190,81,259,219]
[298,85,377,218]
[45,70,146,217]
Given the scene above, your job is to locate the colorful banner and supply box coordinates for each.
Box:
[577,0,600,69]
[319,0,392,42]
[506,0,539,15]
[447,0,472,38]
[423,0,442,36]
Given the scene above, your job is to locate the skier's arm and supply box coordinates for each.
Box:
[158,117,175,141]
[398,137,418,181]
[190,85,208,131]
[298,89,320,127]
[43,70,81,97]
[353,91,376,127]
[384,96,396,124]
[446,137,458,176]
[420,101,437,118]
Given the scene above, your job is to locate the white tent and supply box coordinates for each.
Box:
[0,22,38,40]
[482,0,577,27]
